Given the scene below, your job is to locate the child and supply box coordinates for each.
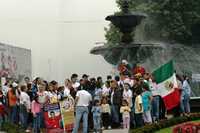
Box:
[31,95,41,133]
[120,99,131,129]
[101,97,111,129]
[142,84,153,124]
[134,89,144,128]
[91,100,101,133]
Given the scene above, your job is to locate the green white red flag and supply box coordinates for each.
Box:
[152,60,181,110]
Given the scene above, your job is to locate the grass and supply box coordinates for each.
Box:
[155,119,200,133]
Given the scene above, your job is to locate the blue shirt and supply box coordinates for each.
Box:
[142,91,152,112]
[91,106,101,117]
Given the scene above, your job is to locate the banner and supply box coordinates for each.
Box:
[44,103,62,129]
[0,43,31,82]
[59,96,75,132]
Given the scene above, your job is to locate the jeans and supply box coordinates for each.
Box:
[93,115,101,131]
[10,105,18,124]
[19,104,28,129]
[180,94,190,113]
[73,106,89,133]
[135,113,143,128]
[0,115,2,129]
[111,104,120,124]
[152,96,160,121]
[33,113,41,133]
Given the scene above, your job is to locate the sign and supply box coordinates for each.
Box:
[59,96,75,132]
[44,103,62,129]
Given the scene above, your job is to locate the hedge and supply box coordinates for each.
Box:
[130,113,200,133]
[1,122,25,133]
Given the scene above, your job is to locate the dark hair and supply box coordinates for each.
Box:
[94,99,100,106]
[20,85,27,92]
[71,74,78,80]
[107,75,112,80]
[135,89,142,95]
[82,74,89,78]
[97,76,102,81]
[50,111,55,114]
[115,76,120,82]
[122,99,128,105]
[50,80,58,86]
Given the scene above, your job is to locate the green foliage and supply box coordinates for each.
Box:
[105,0,200,44]
[1,122,25,133]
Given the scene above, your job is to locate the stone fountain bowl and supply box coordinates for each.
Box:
[106,12,147,33]
[90,43,163,65]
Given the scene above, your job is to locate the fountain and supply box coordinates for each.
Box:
[90,0,162,66]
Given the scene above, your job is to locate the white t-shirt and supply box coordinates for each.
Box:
[72,82,80,90]
[19,91,31,109]
[134,95,143,114]
[102,86,110,96]
[123,89,133,107]
[76,90,92,107]
[64,87,70,97]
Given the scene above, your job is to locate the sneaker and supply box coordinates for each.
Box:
[108,126,112,129]
[25,129,31,133]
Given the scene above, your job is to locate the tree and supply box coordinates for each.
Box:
[105,0,200,45]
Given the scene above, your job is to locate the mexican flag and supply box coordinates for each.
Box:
[152,60,181,110]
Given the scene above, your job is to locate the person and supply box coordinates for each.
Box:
[47,82,58,104]
[102,81,110,97]
[31,95,41,133]
[63,79,71,97]
[181,75,191,115]
[110,80,122,128]
[71,74,80,91]
[19,85,31,130]
[149,77,160,122]
[101,97,111,129]
[8,82,18,124]
[134,89,143,128]
[73,87,92,133]
[120,99,131,129]
[122,83,133,108]
[91,100,101,133]
[94,82,102,101]
[142,84,153,124]
[0,90,7,129]
[37,82,48,131]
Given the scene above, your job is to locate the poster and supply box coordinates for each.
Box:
[44,103,62,129]
[59,96,75,132]
[0,43,31,82]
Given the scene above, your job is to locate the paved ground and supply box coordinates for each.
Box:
[103,129,129,133]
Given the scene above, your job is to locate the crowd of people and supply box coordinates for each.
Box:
[0,61,192,133]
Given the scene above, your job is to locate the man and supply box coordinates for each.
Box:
[110,80,122,128]
[71,74,80,91]
[73,88,92,133]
